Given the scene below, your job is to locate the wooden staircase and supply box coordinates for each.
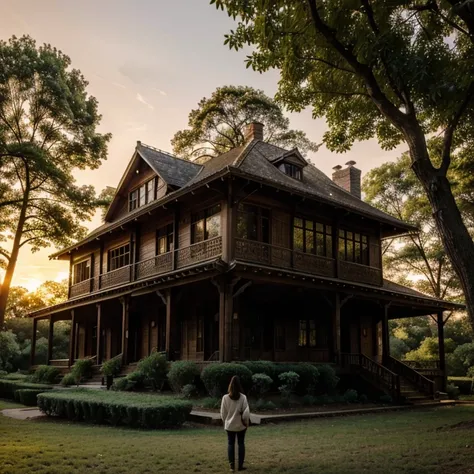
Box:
[340,353,437,404]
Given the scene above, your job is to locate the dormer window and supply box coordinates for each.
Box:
[279,162,302,180]
[129,177,158,212]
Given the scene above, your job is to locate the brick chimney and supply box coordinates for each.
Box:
[244,122,264,142]
[332,161,361,199]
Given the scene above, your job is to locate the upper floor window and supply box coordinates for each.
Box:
[108,243,130,271]
[339,230,369,265]
[156,224,174,255]
[73,260,90,284]
[278,162,302,180]
[191,204,221,243]
[293,218,333,257]
[129,177,157,212]
[236,203,270,243]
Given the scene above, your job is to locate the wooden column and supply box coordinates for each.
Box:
[333,217,340,278]
[30,318,38,367]
[96,304,102,364]
[120,297,130,365]
[437,311,447,391]
[68,310,76,367]
[219,285,226,362]
[224,180,235,263]
[224,284,233,362]
[382,304,390,362]
[333,293,341,363]
[47,316,54,365]
[165,289,172,358]
[172,206,180,270]
[68,254,73,299]
[89,252,95,293]
[98,240,104,289]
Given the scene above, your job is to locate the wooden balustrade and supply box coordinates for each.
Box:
[339,260,382,286]
[176,236,222,269]
[100,266,131,289]
[136,252,173,280]
[403,359,441,370]
[70,280,92,298]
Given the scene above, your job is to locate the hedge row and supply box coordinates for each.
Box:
[448,377,473,395]
[0,379,52,400]
[37,389,193,428]
[15,389,45,406]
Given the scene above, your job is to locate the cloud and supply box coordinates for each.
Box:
[151,87,167,96]
[112,82,127,89]
[125,122,148,132]
[136,93,154,110]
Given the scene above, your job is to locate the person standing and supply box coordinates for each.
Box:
[220,376,250,471]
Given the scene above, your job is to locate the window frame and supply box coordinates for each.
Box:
[72,259,91,285]
[278,162,302,180]
[107,243,131,272]
[128,177,158,212]
[293,217,333,258]
[236,203,271,243]
[156,223,174,255]
[298,319,318,348]
[338,229,370,265]
[191,204,222,244]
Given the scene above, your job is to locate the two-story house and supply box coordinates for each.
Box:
[29,122,462,401]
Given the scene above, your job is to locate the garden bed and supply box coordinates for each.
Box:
[37,389,192,429]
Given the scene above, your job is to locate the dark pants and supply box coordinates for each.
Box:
[226,429,246,468]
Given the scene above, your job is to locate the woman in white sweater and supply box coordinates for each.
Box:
[220,376,250,472]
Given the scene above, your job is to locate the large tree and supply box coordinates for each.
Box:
[0,36,111,328]
[171,85,320,160]
[212,0,474,328]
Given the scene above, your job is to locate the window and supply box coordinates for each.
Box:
[275,324,286,351]
[298,319,318,348]
[129,177,157,212]
[278,162,302,180]
[191,204,221,243]
[108,244,130,271]
[196,317,203,352]
[156,224,174,255]
[73,260,90,284]
[293,218,333,257]
[339,230,369,265]
[236,204,270,243]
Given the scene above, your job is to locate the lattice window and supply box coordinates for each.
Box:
[129,177,157,212]
[73,260,90,284]
[236,203,270,243]
[293,218,333,257]
[338,230,369,265]
[108,244,130,271]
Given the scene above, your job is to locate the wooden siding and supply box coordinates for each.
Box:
[272,209,291,248]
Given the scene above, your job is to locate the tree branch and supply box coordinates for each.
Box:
[0,248,11,261]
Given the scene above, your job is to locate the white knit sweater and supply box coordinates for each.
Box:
[220,393,250,431]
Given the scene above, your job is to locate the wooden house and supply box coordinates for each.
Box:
[29,122,462,401]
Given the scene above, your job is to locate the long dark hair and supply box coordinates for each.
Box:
[228,375,244,401]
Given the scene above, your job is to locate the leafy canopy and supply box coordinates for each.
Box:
[171,85,320,160]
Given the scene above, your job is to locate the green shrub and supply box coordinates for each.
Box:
[254,399,276,411]
[379,394,393,404]
[32,365,60,384]
[314,395,335,405]
[448,377,473,395]
[101,357,122,377]
[359,394,369,404]
[446,383,460,400]
[71,359,93,384]
[302,394,317,406]
[180,384,198,399]
[0,373,28,381]
[37,389,192,428]
[200,397,221,409]
[137,352,168,391]
[278,371,299,401]
[251,373,273,398]
[0,370,8,377]
[0,379,53,399]
[60,373,76,386]
[201,363,252,397]
[239,361,276,379]
[168,361,200,393]
[315,365,339,394]
[343,389,358,403]
[16,389,48,406]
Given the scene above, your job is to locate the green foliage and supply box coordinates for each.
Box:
[343,389,359,404]
[301,394,317,407]
[112,371,146,392]
[314,365,339,395]
[0,331,20,371]
[278,371,299,400]
[0,370,7,377]
[167,361,200,393]
[137,352,168,391]
[180,384,198,399]
[0,35,111,327]
[0,372,28,381]
[0,379,52,399]
[71,359,93,384]
[16,389,46,407]
[390,337,411,360]
[254,399,276,411]
[201,363,252,397]
[171,85,319,160]
[238,360,276,379]
[379,394,393,404]
[200,397,221,409]
[100,357,122,377]
[251,373,273,398]
[60,373,75,387]
[405,337,456,362]
[359,394,369,404]
[31,365,60,384]
[37,389,192,428]
[448,377,473,395]
[446,384,460,400]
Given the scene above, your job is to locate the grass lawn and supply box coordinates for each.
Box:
[1,402,474,474]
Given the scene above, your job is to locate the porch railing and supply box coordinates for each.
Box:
[70,280,91,298]
[136,252,173,280]
[176,236,222,269]
[403,359,441,370]
[100,265,131,289]
[385,356,435,398]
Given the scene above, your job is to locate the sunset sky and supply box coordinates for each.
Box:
[1,0,405,292]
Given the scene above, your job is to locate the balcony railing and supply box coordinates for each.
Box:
[70,280,91,298]
[176,236,222,269]
[136,252,173,280]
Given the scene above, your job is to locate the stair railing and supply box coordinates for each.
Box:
[385,356,435,398]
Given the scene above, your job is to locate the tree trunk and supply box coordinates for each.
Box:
[408,132,474,329]
[0,188,29,329]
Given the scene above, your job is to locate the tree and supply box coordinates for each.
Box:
[0,36,111,328]
[213,0,474,329]
[0,330,20,371]
[363,153,463,302]
[171,85,320,160]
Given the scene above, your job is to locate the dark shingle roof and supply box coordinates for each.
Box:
[137,143,201,187]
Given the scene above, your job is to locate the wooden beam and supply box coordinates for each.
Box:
[224,284,233,362]
[120,296,130,365]
[219,284,225,362]
[99,239,104,290]
[68,310,76,367]
[30,318,38,367]
[156,290,167,306]
[172,205,180,271]
[90,252,95,293]
[96,304,102,365]
[437,311,447,391]
[382,303,390,362]
[233,280,252,299]
[165,289,172,358]
[47,316,54,365]
[68,254,73,299]
[333,293,341,363]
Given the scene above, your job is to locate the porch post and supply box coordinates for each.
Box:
[224,284,233,362]
[165,289,172,358]
[120,297,130,365]
[47,315,54,365]
[68,310,76,367]
[333,292,341,363]
[382,304,390,362]
[30,318,38,367]
[219,284,225,362]
[96,304,102,365]
[437,311,447,391]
